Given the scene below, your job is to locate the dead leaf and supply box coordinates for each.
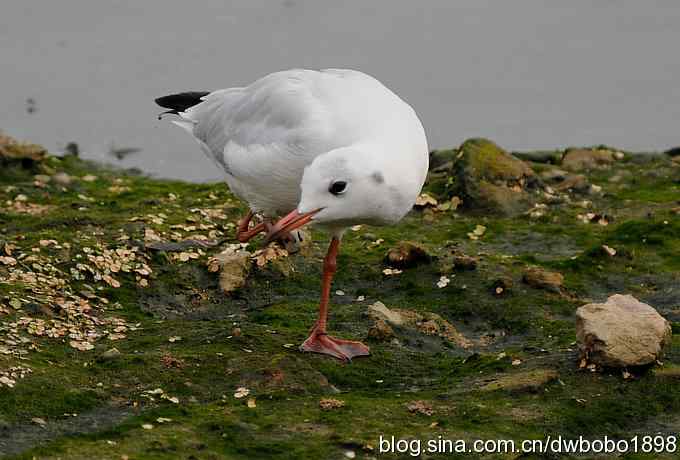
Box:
[467,225,486,240]
[319,398,345,410]
[406,400,434,416]
[234,387,250,398]
[414,193,438,208]
[69,340,94,351]
[252,245,288,267]
[602,245,617,256]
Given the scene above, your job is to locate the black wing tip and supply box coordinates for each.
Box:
[154,91,211,111]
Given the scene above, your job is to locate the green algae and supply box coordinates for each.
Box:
[0,143,679,459]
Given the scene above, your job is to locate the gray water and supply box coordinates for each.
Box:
[1,1,679,182]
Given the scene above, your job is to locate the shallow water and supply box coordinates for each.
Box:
[1,1,679,181]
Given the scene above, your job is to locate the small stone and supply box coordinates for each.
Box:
[602,245,617,257]
[523,267,563,293]
[209,248,251,294]
[453,254,478,270]
[562,148,615,171]
[576,294,672,368]
[367,320,395,341]
[367,301,404,326]
[384,241,431,268]
[554,174,590,193]
[52,172,72,186]
[31,417,47,427]
[99,348,121,361]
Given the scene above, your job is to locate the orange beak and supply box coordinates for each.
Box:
[264,208,322,244]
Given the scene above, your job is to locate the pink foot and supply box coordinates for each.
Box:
[300,331,370,362]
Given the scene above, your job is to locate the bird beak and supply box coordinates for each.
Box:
[264,208,322,244]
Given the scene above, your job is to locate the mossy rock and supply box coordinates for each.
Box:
[452,138,538,216]
[0,134,47,165]
[561,148,615,171]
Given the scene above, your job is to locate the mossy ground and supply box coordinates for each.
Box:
[0,149,679,460]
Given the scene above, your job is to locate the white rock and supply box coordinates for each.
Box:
[576,295,672,367]
[367,301,403,326]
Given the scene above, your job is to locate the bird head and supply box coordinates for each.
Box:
[266,146,422,242]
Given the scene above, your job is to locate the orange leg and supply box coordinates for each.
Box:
[299,237,370,362]
[236,210,267,243]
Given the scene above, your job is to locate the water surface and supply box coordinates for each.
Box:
[1,1,678,181]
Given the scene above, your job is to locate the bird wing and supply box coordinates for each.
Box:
[172,69,388,176]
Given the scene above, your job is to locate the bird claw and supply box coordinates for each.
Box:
[300,331,370,362]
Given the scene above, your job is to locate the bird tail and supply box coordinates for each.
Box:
[155,91,210,119]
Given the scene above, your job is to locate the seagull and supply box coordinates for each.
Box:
[156,69,428,361]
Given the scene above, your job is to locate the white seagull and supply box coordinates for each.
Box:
[156,69,428,361]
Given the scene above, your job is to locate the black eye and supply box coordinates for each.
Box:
[329,180,347,196]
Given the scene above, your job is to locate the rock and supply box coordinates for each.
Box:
[367,319,395,341]
[522,267,564,293]
[366,302,471,348]
[453,138,538,216]
[553,174,590,194]
[209,249,251,294]
[480,369,559,392]
[368,301,404,326]
[453,254,478,270]
[576,294,672,368]
[561,148,615,171]
[384,241,431,268]
[396,309,472,349]
[52,172,73,186]
[99,347,121,361]
[0,134,47,164]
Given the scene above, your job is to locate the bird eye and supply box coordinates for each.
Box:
[328,180,347,196]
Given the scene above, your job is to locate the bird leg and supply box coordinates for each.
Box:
[236,210,267,243]
[300,237,370,362]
